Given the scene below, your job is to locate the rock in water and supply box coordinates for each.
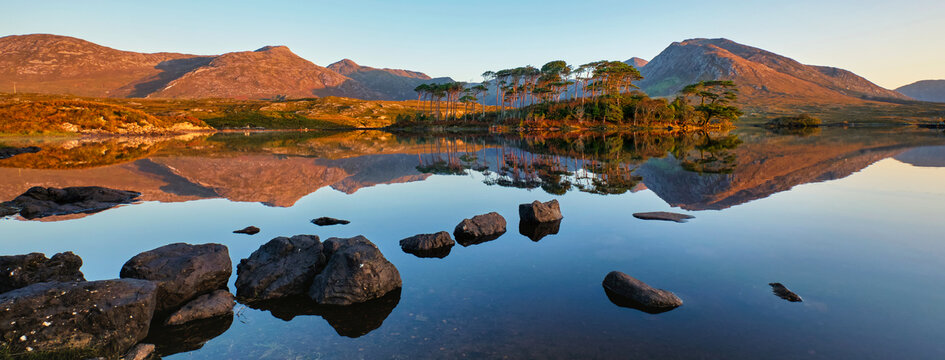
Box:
[0,203,18,217]
[121,343,155,360]
[0,251,85,294]
[120,243,231,312]
[312,217,350,226]
[235,235,326,302]
[519,200,563,223]
[632,211,695,223]
[519,219,561,242]
[399,231,455,258]
[453,212,507,246]
[246,289,401,338]
[233,226,260,235]
[0,279,157,357]
[769,283,803,302]
[7,186,141,219]
[308,236,401,305]
[0,146,40,160]
[602,271,682,313]
[165,290,235,326]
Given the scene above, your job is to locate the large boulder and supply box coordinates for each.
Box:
[235,235,325,302]
[6,186,141,219]
[0,252,85,294]
[399,231,455,258]
[519,200,563,223]
[165,290,235,326]
[233,226,260,235]
[602,271,682,314]
[308,236,401,306]
[0,279,157,357]
[120,243,231,312]
[453,212,507,246]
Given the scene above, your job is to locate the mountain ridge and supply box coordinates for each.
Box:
[895,80,945,103]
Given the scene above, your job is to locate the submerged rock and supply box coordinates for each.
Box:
[399,231,455,258]
[453,212,507,246]
[519,200,563,223]
[519,219,561,242]
[5,186,141,219]
[165,290,235,326]
[0,146,40,160]
[312,217,350,226]
[247,289,401,338]
[632,211,695,223]
[120,243,231,312]
[0,279,157,357]
[233,226,260,235]
[144,312,233,357]
[0,251,85,294]
[308,236,401,306]
[602,271,682,313]
[235,235,326,302]
[121,343,155,360]
[769,282,803,302]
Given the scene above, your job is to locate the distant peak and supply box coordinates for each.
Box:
[255,45,290,52]
[625,57,649,68]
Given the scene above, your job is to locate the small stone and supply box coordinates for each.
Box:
[602,271,682,313]
[632,211,694,223]
[399,232,455,258]
[453,212,506,246]
[233,226,260,235]
[312,217,350,226]
[769,283,803,302]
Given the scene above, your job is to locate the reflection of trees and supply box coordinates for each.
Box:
[672,132,742,174]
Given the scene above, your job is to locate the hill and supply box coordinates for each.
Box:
[638,38,909,104]
[328,59,452,100]
[896,80,945,103]
[624,57,648,68]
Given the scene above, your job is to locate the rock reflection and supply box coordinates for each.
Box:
[245,288,401,338]
[145,313,234,356]
[518,220,561,242]
[603,287,679,315]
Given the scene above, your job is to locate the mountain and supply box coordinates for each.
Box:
[638,38,909,104]
[895,80,945,103]
[624,57,648,68]
[327,59,452,100]
[0,34,441,101]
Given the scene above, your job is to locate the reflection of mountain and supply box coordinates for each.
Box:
[637,141,912,210]
[893,146,945,167]
[313,154,431,194]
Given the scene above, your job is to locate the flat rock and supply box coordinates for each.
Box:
[233,226,260,235]
[165,290,235,326]
[0,146,40,160]
[0,279,157,357]
[519,200,563,223]
[0,251,85,294]
[308,236,402,306]
[602,271,682,313]
[454,212,507,246]
[399,231,455,258]
[121,343,155,360]
[632,211,694,223]
[769,282,803,302]
[6,186,141,219]
[120,243,231,312]
[312,217,350,226]
[235,235,325,302]
[519,219,561,242]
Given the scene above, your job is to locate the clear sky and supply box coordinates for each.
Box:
[2,0,942,89]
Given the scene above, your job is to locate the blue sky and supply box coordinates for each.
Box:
[2,0,943,88]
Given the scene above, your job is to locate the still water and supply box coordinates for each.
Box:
[1,128,944,359]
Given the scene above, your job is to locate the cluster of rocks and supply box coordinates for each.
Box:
[0,243,235,359]
[0,186,141,220]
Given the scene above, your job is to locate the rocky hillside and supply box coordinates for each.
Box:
[638,38,909,104]
[624,57,648,68]
[0,34,443,101]
[328,59,452,100]
[896,80,945,103]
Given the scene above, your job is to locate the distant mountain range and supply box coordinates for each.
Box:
[0,34,452,100]
[895,80,945,103]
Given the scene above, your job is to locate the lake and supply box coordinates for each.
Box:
[2,127,944,359]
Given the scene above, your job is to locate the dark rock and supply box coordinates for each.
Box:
[235,235,325,302]
[519,219,561,242]
[7,186,141,219]
[144,312,232,357]
[632,211,695,223]
[308,236,401,306]
[399,231,455,258]
[120,243,231,312]
[121,343,155,360]
[165,290,235,326]
[0,279,157,357]
[233,226,260,235]
[0,203,18,217]
[311,217,350,226]
[602,271,682,313]
[0,146,40,160]
[453,212,506,246]
[0,251,85,294]
[246,289,401,338]
[519,199,563,223]
[769,282,803,302]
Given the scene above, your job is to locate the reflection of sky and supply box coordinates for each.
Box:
[1,154,945,358]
